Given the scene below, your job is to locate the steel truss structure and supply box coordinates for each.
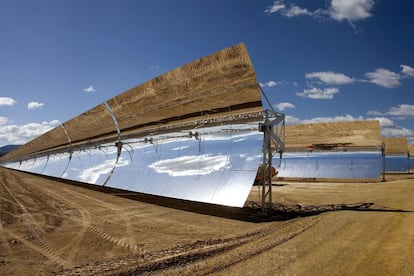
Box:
[259,109,285,213]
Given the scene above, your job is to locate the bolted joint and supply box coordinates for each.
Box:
[188,131,200,140]
[259,123,272,132]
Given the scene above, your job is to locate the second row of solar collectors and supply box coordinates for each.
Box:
[277,152,383,179]
[384,155,410,172]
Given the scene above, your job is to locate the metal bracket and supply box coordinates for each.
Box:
[259,110,285,213]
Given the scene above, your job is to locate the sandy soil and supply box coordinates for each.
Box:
[1,167,413,275]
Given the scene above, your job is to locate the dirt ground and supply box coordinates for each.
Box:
[1,167,413,275]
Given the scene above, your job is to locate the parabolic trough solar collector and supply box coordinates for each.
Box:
[277,120,384,179]
[0,43,265,207]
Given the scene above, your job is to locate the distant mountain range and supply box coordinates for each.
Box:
[0,145,21,157]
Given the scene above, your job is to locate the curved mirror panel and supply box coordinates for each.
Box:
[106,123,262,207]
[18,156,49,174]
[42,153,72,178]
[63,144,118,185]
[3,161,20,170]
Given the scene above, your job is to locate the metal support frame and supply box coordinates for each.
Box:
[381,143,386,182]
[259,110,285,213]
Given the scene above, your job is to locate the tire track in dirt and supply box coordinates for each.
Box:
[28,179,144,255]
[60,218,317,275]
[0,172,72,268]
[0,207,13,261]
[4,227,71,267]
[0,172,48,233]
[60,187,147,252]
[20,180,103,261]
[59,229,264,275]
[56,208,92,261]
[159,215,322,276]
[86,224,145,253]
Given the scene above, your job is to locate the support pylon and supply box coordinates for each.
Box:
[259,110,285,213]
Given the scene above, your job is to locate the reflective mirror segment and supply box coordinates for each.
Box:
[105,123,262,207]
[384,155,409,172]
[278,151,383,179]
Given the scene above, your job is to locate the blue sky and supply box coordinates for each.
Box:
[0,0,413,147]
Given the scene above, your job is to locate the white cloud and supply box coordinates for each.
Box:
[150,65,160,70]
[369,117,395,128]
[401,64,414,78]
[83,85,96,93]
[16,121,59,138]
[265,1,285,14]
[304,66,412,89]
[274,102,296,111]
[27,101,44,110]
[387,104,414,117]
[260,80,280,88]
[329,0,375,22]
[381,126,414,140]
[283,5,313,17]
[284,114,364,125]
[0,116,8,125]
[305,71,354,85]
[367,110,383,116]
[148,154,227,177]
[364,68,402,88]
[0,119,61,147]
[265,0,375,24]
[0,97,17,106]
[265,1,316,17]
[301,114,364,124]
[284,115,301,124]
[296,87,339,99]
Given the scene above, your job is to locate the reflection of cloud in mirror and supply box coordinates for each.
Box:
[239,154,260,162]
[202,131,260,142]
[246,156,257,162]
[148,154,227,176]
[79,158,129,183]
[172,145,190,151]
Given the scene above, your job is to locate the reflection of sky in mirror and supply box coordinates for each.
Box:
[106,124,263,207]
[62,146,119,185]
[278,151,382,179]
[42,153,71,177]
[18,156,48,174]
[385,155,409,172]
[148,154,228,176]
